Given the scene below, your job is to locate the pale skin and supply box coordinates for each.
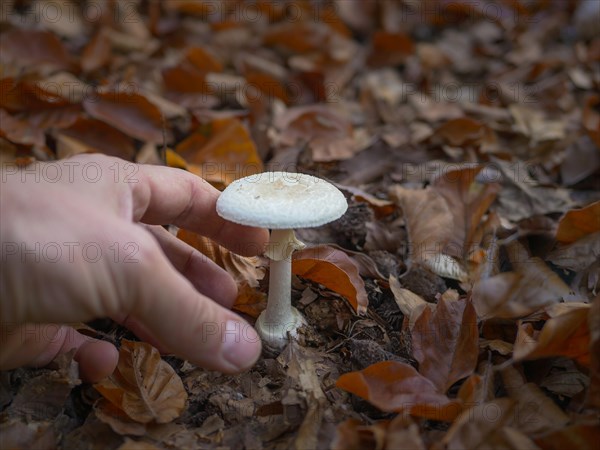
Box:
[0,154,269,382]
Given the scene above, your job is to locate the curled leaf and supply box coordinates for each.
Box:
[293,245,368,314]
[94,340,187,424]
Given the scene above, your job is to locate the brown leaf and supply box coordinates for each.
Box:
[81,28,112,73]
[0,109,46,148]
[232,283,267,319]
[293,245,368,314]
[534,425,600,450]
[177,229,264,288]
[389,275,429,330]
[274,105,357,162]
[472,257,571,320]
[336,361,462,421]
[513,303,590,366]
[0,29,72,71]
[83,91,171,144]
[332,416,425,450]
[176,117,263,187]
[411,295,478,392]
[583,94,600,148]
[432,166,500,259]
[57,118,136,160]
[94,340,188,424]
[367,31,414,67]
[555,201,600,244]
[430,117,497,151]
[186,46,224,73]
[441,399,540,450]
[388,185,454,267]
[588,294,600,408]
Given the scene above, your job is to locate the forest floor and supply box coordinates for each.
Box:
[0,1,599,449]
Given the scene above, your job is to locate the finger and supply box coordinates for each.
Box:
[120,238,261,373]
[129,164,268,256]
[143,225,238,308]
[0,324,118,383]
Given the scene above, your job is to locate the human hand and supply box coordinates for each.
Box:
[0,154,269,382]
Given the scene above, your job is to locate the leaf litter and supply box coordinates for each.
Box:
[0,1,599,449]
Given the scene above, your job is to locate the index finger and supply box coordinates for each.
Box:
[129,162,268,256]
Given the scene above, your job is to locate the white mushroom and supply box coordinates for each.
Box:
[216,172,347,353]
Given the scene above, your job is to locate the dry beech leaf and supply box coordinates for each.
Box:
[336,361,462,421]
[293,245,368,314]
[0,29,72,71]
[176,117,263,187]
[57,117,136,160]
[411,295,478,392]
[555,201,600,244]
[81,27,112,73]
[94,340,188,424]
[94,399,147,436]
[588,294,600,408]
[1,77,71,112]
[472,259,571,320]
[513,303,590,366]
[534,425,600,450]
[441,399,537,450]
[186,46,223,73]
[332,415,425,450]
[233,283,267,319]
[367,31,414,67]
[177,229,264,288]
[388,185,454,267]
[263,21,332,54]
[389,275,430,330]
[430,117,497,151]
[432,166,500,259]
[583,94,600,148]
[274,105,357,162]
[83,91,171,144]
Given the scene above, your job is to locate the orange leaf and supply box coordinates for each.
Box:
[293,245,368,314]
[336,361,463,421]
[535,425,600,450]
[513,303,590,366]
[367,31,414,67]
[186,47,223,73]
[94,340,187,424]
[176,117,263,187]
[555,201,600,244]
[233,283,267,319]
[83,91,171,144]
[412,295,478,392]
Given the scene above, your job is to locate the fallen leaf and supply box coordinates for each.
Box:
[273,105,358,162]
[83,91,172,144]
[588,294,600,408]
[432,166,500,259]
[336,361,462,421]
[176,117,263,187]
[513,303,590,366]
[57,117,136,160]
[509,104,566,144]
[367,31,414,67]
[547,231,600,272]
[293,245,368,314]
[582,94,600,148]
[555,201,600,244]
[388,185,454,267]
[441,399,540,450]
[81,28,112,73]
[472,258,571,320]
[232,283,267,319]
[389,275,429,330]
[534,425,600,450]
[0,29,72,71]
[94,340,188,424]
[430,117,497,151]
[411,295,478,392]
[332,415,425,450]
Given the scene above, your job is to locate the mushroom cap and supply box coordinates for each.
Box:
[216,172,348,229]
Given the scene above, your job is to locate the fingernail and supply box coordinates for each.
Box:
[221,320,261,372]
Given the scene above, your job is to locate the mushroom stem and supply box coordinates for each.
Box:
[255,228,306,352]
